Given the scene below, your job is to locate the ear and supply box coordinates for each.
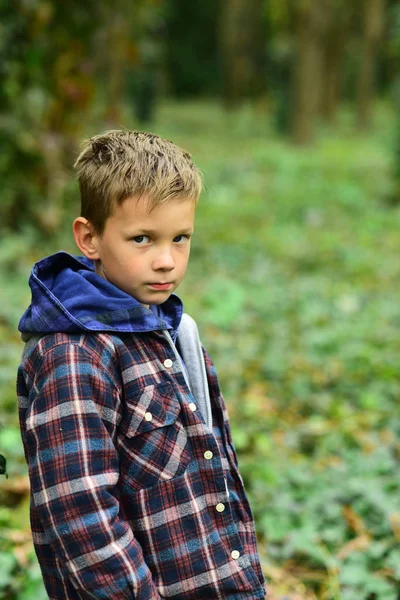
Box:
[73,217,101,260]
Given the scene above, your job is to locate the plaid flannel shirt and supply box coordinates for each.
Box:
[17,328,266,599]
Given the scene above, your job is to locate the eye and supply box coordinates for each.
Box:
[173,234,191,243]
[132,235,150,245]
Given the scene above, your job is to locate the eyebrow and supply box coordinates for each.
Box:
[131,228,194,235]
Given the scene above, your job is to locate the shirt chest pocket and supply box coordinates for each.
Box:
[119,382,191,491]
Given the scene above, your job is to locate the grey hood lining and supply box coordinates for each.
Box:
[171,314,213,431]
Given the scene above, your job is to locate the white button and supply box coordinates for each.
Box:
[144,412,153,422]
[216,503,225,512]
[231,550,240,560]
[204,450,213,460]
[189,402,197,412]
[164,359,173,368]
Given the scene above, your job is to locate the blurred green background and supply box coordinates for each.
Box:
[1,1,400,599]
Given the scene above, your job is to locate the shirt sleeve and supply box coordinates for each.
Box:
[24,340,162,600]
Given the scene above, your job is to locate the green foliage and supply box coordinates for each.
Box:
[164,0,221,96]
[0,100,399,599]
[174,101,399,598]
[0,0,166,234]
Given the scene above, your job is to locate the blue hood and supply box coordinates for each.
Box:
[18,252,183,336]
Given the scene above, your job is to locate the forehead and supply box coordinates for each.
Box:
[108,195,196,230]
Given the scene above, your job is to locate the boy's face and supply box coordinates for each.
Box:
[90,195,195,307]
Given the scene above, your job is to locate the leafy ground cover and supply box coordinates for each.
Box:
[0,100,399,599]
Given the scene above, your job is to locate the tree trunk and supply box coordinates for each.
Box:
[320,4,350,122]
[356,0,386,130]
[321,37,344,121]
[291,0,329,144]
[220,0,266,106]
[104,11,128,124]
[320,0,354,123]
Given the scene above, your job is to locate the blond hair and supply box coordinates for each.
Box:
[73,129,202,234]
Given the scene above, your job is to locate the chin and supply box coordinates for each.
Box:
[150,297,170,305]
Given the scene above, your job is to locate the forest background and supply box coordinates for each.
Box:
[1,0,400,599]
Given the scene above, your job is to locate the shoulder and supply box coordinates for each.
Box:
[178,312,202,348]
[20,332,126,382]
[180,312,199,331]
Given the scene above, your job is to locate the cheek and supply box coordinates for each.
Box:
[178,252,190,273]
[125,257,148,278]
[107,256,135,282]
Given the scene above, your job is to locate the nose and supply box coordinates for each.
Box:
[152,246,175,271]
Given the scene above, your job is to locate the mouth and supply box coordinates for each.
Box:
[148,283,173,291]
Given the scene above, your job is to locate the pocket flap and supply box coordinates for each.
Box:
[125,382,181,437]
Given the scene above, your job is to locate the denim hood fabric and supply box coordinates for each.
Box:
[18,251,183,338]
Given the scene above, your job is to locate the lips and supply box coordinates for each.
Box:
[148,283,172,290]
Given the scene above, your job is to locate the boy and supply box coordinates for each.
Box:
[17,130,266,599]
